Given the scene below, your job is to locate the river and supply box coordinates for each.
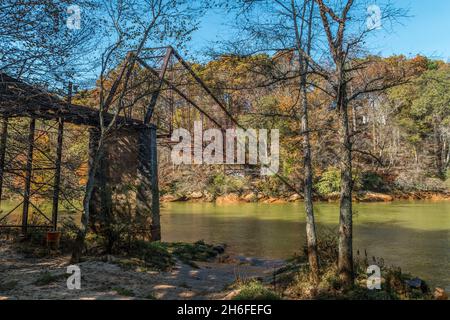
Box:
[161,201,450,290]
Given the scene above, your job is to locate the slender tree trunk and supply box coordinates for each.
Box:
[301,82,320,284]
[433,121,444,179]
[351,104,357,132]
[337,90,354,287]
[71,134,104,263]
[293,0,320,284]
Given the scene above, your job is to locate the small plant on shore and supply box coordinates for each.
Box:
[113,287,135,297]
[125,241,176,271]
[145,293,157,300]
[233,280,281,300]
[169,240,219,265]
[276,230,433,300]
[0,280,18,291]
[115,240,224,272]
[206,172,247,197]
[33,271,64,286]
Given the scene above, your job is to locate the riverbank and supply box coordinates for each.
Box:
[161,190,450,204]
[0,240,281,300]
[1,239,446,300]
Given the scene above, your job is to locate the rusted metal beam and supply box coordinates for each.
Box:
[0,225,52,229]
[170,49,242,128]
[51,83,70,231]
[50,121,63,229]
[0,72,147,128]
[136,57,223,129]
[144,47,173,124]
[22,117,35,234]
[0,117,8,207]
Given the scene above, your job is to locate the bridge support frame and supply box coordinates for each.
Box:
[88,125,160,242]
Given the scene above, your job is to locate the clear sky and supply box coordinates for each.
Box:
[188,0,450,61]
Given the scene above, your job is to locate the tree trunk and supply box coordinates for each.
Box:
[71,132,104,263]
[433,122,444,179]
[338,95,354,287]
[301,83,320,284]
[293,0,320,284]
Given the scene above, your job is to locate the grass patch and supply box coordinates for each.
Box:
[233,280,281,300]
[33,271,64,286]
[117,240,224,272]
[145,293,157,300]
[0,280,18,291]
[275,230,434,300]
[168,240,220,265]
[126,241,176,271]
[113,287,135,297]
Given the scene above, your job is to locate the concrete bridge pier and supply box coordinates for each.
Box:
[88,125,160,242]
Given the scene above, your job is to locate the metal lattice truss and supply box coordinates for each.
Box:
[0,46,238,231]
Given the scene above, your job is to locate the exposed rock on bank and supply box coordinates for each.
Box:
[160,190,450,204]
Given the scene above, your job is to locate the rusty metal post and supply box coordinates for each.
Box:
[50,83,71,231]
[144,47,173,124]
[22,118,35,234]
[0,117,9,207]
[51,119,64,231]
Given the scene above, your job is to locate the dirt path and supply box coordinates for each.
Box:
[0,242,283,300]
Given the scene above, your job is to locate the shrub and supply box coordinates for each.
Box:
[316,167,364,195]
[360,172,386,191]
[233,280,281,300]
[127,241,175,271]
[118,240,223,271]
[33,271,64,286]
[278,232,433,300]
[113,287,135,297]
[206,172,247,196]
[316,168,341,195]
[169,240,219,266]
[254,176,286,197]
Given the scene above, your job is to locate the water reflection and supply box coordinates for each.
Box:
[161,201,450,289]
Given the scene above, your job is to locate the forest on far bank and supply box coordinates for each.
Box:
[2,54,449,205]
[157,54,450,202]
[141,54,450,202]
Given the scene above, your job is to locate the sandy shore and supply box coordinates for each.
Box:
[0,241,283,300]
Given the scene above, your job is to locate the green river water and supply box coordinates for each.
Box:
[161,201,450,290]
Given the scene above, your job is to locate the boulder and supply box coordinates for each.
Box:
[263,197,277,204]
[257,193,266,200]
[203,191,214,202]
[216,193,241,204]
[434,287,448,300]
[188,191,203,200]
[262,197,286,204]
[242,192,256,202]
[288,193,302,202]
[325,192,340,202]
[160,194,178,202]
[405,278,422,289]
[212,243,226,254]
[405,277,428,293]
[357,192,394,202]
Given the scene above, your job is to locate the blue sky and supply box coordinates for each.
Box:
[188,0,450,61]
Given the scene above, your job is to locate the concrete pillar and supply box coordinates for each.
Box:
[136,126,160,241]
[88,128,112,232]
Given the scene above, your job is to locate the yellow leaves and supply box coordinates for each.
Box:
[76,163,88,186]
[278,95,295,112]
